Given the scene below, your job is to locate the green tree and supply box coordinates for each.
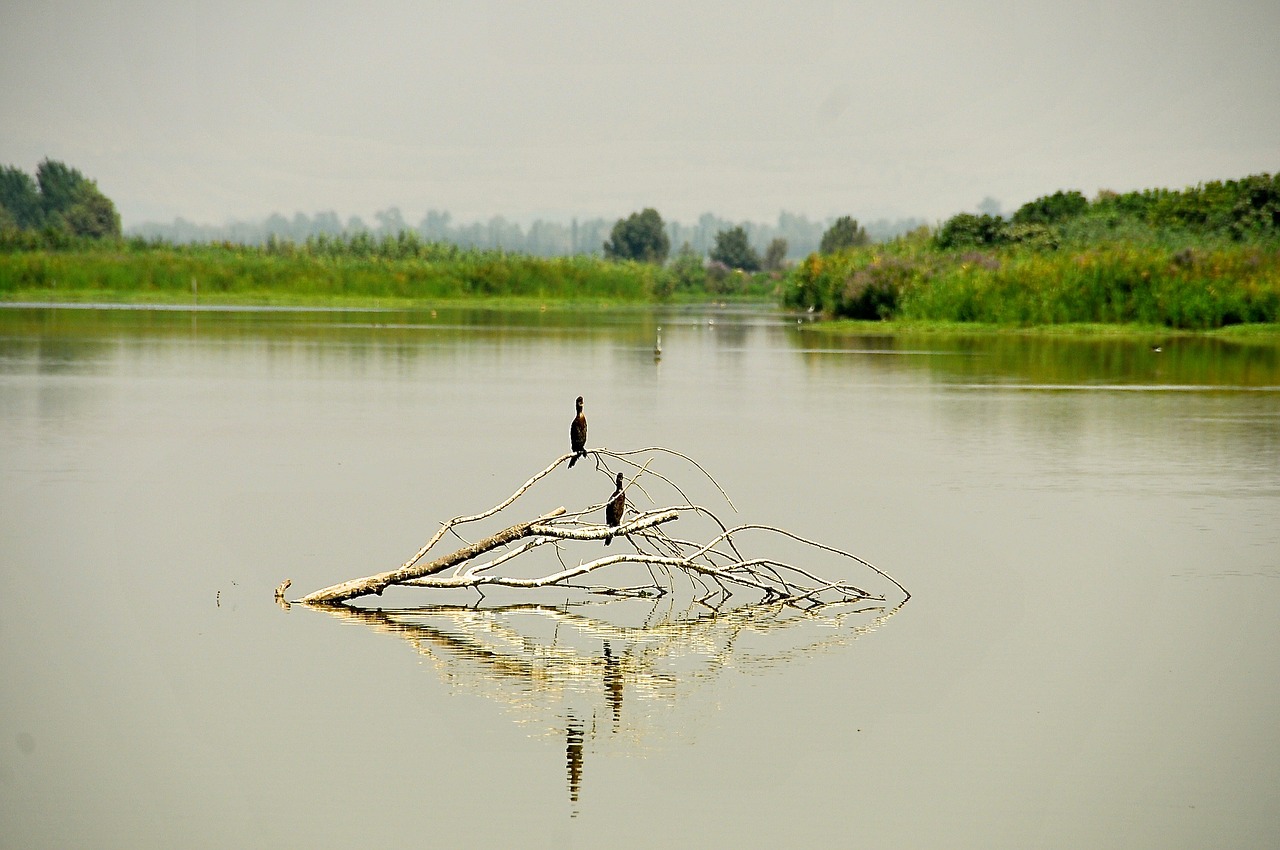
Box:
[667,241,706,292]
[36,159,89,219]
[1228,173,1280,239]
[709,225,760,271]
[762,237,788,271]
[0,166,43,229]
[819,216,869,254]
[934,213,1008,249]
[1011,190,1088,225]
[0,159,123,239]
[603,208,670,264]
[63,183,122,239]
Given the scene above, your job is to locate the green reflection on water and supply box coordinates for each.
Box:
[5,302,1277,388]
[793,330,1280,388]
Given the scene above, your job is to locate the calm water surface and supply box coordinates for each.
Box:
[2,304,1278,848]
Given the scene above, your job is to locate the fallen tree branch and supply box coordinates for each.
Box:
[297,449,905,610]
[301,507,567,605]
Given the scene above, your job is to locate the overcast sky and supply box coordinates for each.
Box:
[2,0,1277,228]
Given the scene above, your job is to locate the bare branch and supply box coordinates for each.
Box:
[296,449,905,612]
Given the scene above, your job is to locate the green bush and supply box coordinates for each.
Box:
[784,241,1280,329]
[934,213,1008,249]
[1011,190,1089,225]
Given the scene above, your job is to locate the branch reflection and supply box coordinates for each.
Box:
[309,594,905,816]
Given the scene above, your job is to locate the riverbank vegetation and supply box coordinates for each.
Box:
[785,173,1280,330]
[4,160,1278,330]
[0,239,682,304]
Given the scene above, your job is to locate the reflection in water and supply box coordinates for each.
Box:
[791,329,1280,388]
[311,596,903,814]
[566,715,584,816]
[8,304,1276,389]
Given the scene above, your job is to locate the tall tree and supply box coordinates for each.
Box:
[709,226,761,271]
[819,216,869,254]
[763,237,788,271]
[63,183,121,239]
[603,208,670,264]
[0,165,44,229]
[36,160,88,219]
[374,207,406,236]
[0,159,122,238]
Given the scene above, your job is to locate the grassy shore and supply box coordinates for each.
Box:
[785,241,1280,330]
[0,287,659,312]
[5,236,1280,340]
[800,317,1280,341]
[0,244,668,305]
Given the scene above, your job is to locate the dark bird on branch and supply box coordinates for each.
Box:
[569,396,587,467]
[604,472,625,545]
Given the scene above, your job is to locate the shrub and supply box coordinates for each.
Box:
[935,213,1008,249]
[839,255,916,319]
[1011,190,1088,225]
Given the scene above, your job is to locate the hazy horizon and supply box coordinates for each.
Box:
[2,0,1277,229]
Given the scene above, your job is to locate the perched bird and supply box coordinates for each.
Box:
[604,472,625,546]
[568,396,587,468]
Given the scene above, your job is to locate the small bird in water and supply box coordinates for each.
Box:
[604,472,625,545]
[654,326,662,359]
[569,396,587,467]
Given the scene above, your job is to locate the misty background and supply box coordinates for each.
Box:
[126,209,925,258]
[2,0,1276,242]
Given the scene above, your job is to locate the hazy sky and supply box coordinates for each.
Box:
[2,0,1277,228]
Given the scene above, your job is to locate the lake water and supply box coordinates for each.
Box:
[2,304,1278,848]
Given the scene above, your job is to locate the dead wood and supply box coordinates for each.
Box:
[295,448,906,610]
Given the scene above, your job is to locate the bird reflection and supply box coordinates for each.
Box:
[603,641,624,731]
[566,714,584,817]
[306,595,904,817]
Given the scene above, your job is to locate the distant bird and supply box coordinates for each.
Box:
[568,396,587,468]
[1152,345,1163,353]
[604,472,625,546]
[654,326,662,359]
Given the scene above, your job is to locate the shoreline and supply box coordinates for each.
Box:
[799,317,1280,340]
[4,291,1277,339]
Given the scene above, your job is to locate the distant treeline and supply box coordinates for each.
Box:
[786,173,1280,329]
[7,158,1280,329]
[127,208,926,260]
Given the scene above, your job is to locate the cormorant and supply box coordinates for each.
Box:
[604,472,625,545]
[569,396,587,467]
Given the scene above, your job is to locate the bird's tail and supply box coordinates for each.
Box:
[568,453,579,468]
[604,535,612,546]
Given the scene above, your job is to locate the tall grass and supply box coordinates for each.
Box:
[785,243,1280,329]
[0,242,665,303]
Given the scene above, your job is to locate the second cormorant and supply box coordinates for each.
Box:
[604,472,625,545]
